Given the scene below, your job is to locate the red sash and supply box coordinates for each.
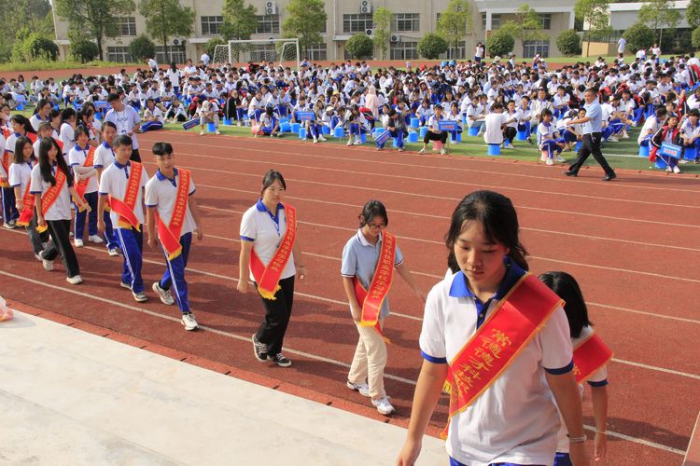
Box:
[35,168,68,233]
[16,177,36,227]
[156,169,191,261]
[74,147,95,211]
[0,151,10,188]
[352,231,396,340]
[109,162,143,231]
[250,203,296,300]
[442,274,563,439]
[572,332,613,383]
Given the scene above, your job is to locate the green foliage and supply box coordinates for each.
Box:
[575,0,611,56]
[688,0,700,29]
[417,33,449,59]
[0,0,54,62]
[129,34,156,61]
[222,0,258,41]
[372,7,392,60]
[12,27,58,62]
[517,4,548,42]
[70,40,100,63]
[692,26,700,49]
[345,34,374,59]
[639,0,681,48]
[486,30,515,57]
[672,29,693,54]
[138,0,194,63]
[556,30,582,56]
[623,22,657,51]
[206,37,226,58]
[437,0,472,52]
[55,0,135,60]
[282,0,327,58]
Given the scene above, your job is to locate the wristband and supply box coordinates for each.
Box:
[567,434,587,443]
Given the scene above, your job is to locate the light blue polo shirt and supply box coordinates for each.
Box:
[341,229,404,319]
[583,99,603,134]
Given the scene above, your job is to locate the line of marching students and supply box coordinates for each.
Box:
[5,118,612,465]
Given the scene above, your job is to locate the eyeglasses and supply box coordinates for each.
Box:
[367,223,386,230]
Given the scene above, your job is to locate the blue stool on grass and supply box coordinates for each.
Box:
[468,126,479,137]
[291,123,301,133]
[639,144,650,157]
[207,122,216,133]
[487,144,501,156]
[419,127,428,138]
[299,128,307,140]
[223,117,232,125]
[516,130,528,141]
[684,146,697,160]
[322,125,331,135]
[410,118,419,128]
[333,126,345,138]
[280,122,291,133]
[407,132,419,143]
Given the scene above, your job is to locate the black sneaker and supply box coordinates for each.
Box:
[252,334,268,362]
[602,172,617,182]
[268,353,292,367]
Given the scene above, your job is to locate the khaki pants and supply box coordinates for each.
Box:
[348,319,387,399]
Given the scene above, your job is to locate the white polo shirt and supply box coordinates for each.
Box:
[59,123,74,155]
[68,145,98,193]
[30,163,73,221]
[240,199,296,282]
[98,161,148,226]
[94,141,116,171]
[420,261,573,466]
[483,112,508,144]
[9,161,34,197]
[144,168,197,237]
[104,106,141,150]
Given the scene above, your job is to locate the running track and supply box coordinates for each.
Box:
[2,131,698,465]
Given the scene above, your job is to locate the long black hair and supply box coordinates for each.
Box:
[358,200,388,228]
[445,190,528,271]
[539,271,591,338]
[10,114,35,136]
[38,137,72,186]
[13,136,33,165]
[261,169,286,196]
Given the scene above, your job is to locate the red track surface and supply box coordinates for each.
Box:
[2,131,698,465]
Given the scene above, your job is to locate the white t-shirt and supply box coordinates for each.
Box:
[59,123,75,155]
[420,268,573,466]
[94,142,116,171]
[239,200,296,282]
[144,168,197,237]
[30,163,73,221]
[104,106,142,150]
[483,112,508,144]
[98,161,148,226]
[9,161,33,197]
[68,145,98,193]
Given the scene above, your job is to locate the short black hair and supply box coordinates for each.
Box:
[107,93,121,103]
[152,142,173,156]
[539,271,591,338]
[261,169,286,196]
[114,135,133,148]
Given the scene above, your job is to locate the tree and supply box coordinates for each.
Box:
[205,37,226,58]
[692,25,700,49]
[575,0,612,56]
[139,0,194,64]
[70,40,99,63]
[688,0,700,29]
[437,0,472,59]
[417,33,448,59]
[556,30,582,56]
[345,34,374,59]
[0,0,54,62]
[222,0,258,41]
[54,0,135,61]
[281,0,327,59]
[623,22,656,52]
[639,0,681,49]
[499,4,548,51]
[372,7,392,60]
[12,28,58,62]
[486,30,515,57]
[129,34,156,61]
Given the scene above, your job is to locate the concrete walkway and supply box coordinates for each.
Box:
[0,311,447,466]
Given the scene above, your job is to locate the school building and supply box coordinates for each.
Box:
[51,0,577,64]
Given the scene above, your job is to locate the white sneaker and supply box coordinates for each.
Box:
[608,137,619,143]
[200,130,205,136]
[42,259,53,271]
[34,253,42,261]
[621,132,630,139]
[371,396,395,416]
[66,275,83,285]
[74,238,84,248]
[541,153,547,162]
[237,121,241,127]
[108,248,120,257]
[673,165,681,174]
[347,381,371,397]
[546,158,554,166]
[133,291,148,303]
[215,130,221,135]
[152,282,175,306]
[666,166,673,173]
[88,235,103,244]
[181,313,199,331]
[120,281,131,290]
[346,139,353,146]
[313,137,318,143]
[353,138,362,145]
[318,135,327,142]
[556,155,565,163]
[418,148,426,154]
[440,149,447,155]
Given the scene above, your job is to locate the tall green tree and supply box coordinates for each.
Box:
[688,0,700,29]
[639,0,681,49]
[574,0,612,56]
[282,0,327,58]
[500,4,548,54]
[0,0,54,61]
[437,0,472,59]
[222,0,258,41]
[54,0,135,60]
[139,0,194,63]
[372,7,391,60]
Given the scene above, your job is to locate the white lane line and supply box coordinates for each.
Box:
[0,270,690,456]
[586,302,700,325]
[581,425,686,456]
[611,358,700,380]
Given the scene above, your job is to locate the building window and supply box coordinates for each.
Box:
[523,40,549,58]
[155,45,186,64]
[491,14,501,30]
[393,13,419,32]
[201,16,223,35]
[540,14,551,30]
[442,41,466,60]
[305,43,327,61]
[343,13,373,33]
[107,46,133,63]
[256,14,280,34]
[119,17,136,36]
[391,41,418,60]
[481,13,486,30]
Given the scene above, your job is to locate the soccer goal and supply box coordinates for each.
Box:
[214,38,300,69]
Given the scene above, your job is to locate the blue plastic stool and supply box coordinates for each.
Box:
[280,117,289,125]
[639,144,650,157]
[451,132,462,143]
[322,125,331,135]
[392,138,400,148]
[333,126,345,138]
[410,118,419,128]
[419,127,428,138]
[487,144,501,156]
[360,133,366,143]
[468,126,479,137]
[684,146,697,160]
[207,122,216,133]
[516,130,528,141]
[291,123,301,133]
[373,128,383,139]
[223,117,232,125]
[655,157,668,169]
[407,132,419,143]
[280,122,291,133]
[299,127,307,139]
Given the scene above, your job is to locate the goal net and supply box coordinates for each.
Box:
[214,39,300,69]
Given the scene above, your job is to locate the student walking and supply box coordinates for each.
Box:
[11,136,47,258]
[145,142,205,331]
[238,170,307,367]
[69,126,102,248]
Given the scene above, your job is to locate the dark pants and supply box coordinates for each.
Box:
[255,276,295,356]
[74,191,98,240]
[568,133,615,176]
[2,187,18,223]
[27,209,49,255]
[42,219,80,278]
[130,149,141,163]
[504,126,517,144]
[424,130,448,144]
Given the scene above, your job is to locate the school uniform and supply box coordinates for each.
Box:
[141,108,164,132]
[30,163,80,278]
[69,144,99,241]
[93,142,118,251]
[104,106,142,162]
[9,158,47,255]
[424,114,448,144]
[420,259,573,466]
[99,161,148,292]
[240,200,296,358]
[30,114,47,133]
[1,133,19,225]
[144,168,196,314]
[538,121,563,159]
[341,230,404,399]
[483,113,509,145]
